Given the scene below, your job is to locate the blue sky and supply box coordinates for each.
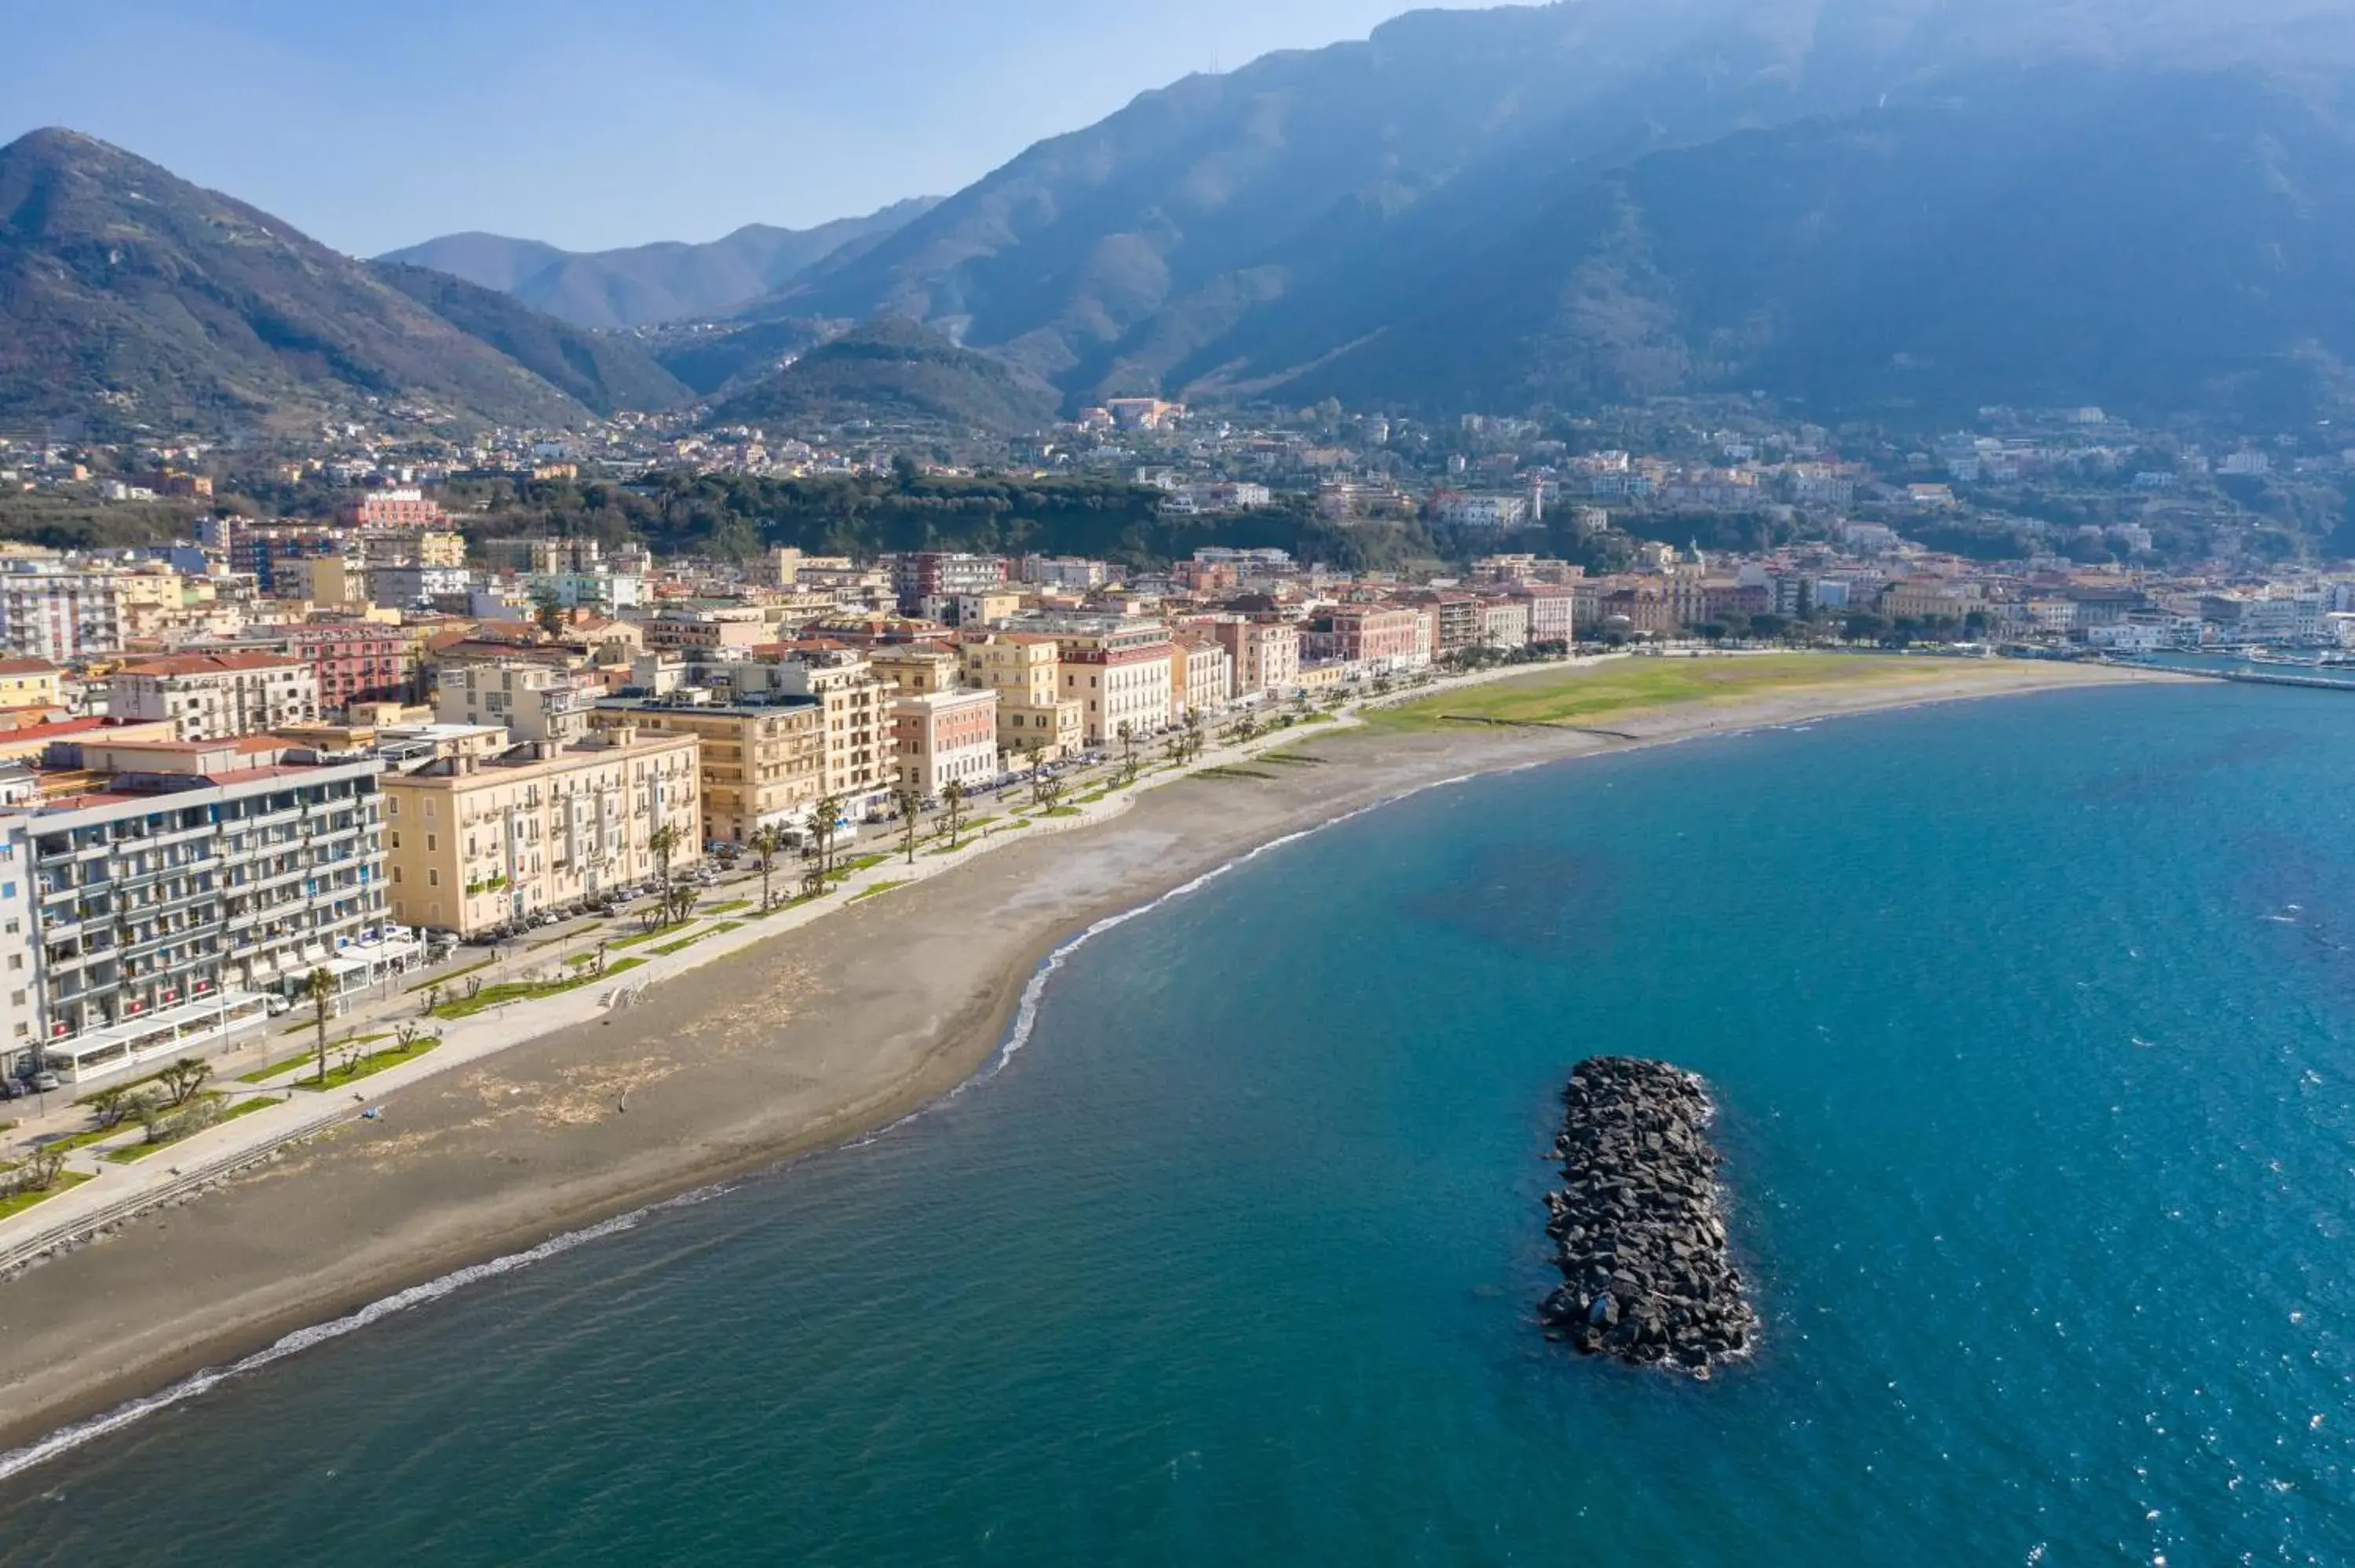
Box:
[1,0,1448,256]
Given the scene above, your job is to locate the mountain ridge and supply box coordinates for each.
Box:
[382,199,942,329]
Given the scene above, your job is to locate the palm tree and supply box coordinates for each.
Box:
[646,822,681,923]
[809,794,844,884]
[304,966,336,1087]
[1116,720,1138,783]
[1181,707,1203,765]
[750,823,786,912]
[894,786,924,865]
[1020,739,1047,806]
[940,779,966,849]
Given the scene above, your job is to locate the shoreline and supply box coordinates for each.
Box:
[0,658,2177,1472]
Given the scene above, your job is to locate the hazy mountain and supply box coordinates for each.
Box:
[651,317,832,399]
[708,318,1061,434]
[367,261,691,415]
[768,0,2355,419]
[0,128,630,431]
[382,199,941,329]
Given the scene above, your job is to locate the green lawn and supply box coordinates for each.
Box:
[0,1169,92,1222]
[312,1039,440,1091]
[104,1096,283,1161]
[239,1034,391,1084]
[1361,654,1962,732]
[432,957,648,1019]
[701,899,750,915]
[610,922,692,950]
[407,957,494,994]
[1041,805,1083,818]
[849,880,912,903]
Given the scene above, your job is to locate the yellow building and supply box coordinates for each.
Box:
[958,633,1082,760]
[276,555,365,607]
[380,727,702,935]
[867,644,963,695]
[590,695,825,846]
[773,651,889,808]
[0,658,62,709]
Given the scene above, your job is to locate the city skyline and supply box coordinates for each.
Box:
[0,0,1451,257]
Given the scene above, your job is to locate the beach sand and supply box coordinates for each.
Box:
[0,659,2164,1460]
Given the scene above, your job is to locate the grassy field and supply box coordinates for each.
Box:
[1360,655,1966,733]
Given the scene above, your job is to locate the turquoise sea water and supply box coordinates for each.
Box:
[5,684,2355,1565]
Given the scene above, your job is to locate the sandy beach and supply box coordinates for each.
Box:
[0,657,2170,1461]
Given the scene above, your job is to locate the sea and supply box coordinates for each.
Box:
[2,681,2352,1566]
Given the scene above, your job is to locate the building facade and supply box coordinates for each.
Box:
[381,727,702,935]
[592,695,824,847]
[892,688,1001,796]
[109,652,320,742]
[0,563,127,659]
[16,739,392,1084]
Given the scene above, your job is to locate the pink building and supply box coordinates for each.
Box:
[893,687,1001,795]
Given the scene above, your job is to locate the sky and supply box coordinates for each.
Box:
[0,0,1455,257]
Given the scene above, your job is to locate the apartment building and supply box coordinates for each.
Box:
[381,726,701,935]
[1479,597,1533,650]
[1303,606,1427,672]
[1050,622,1176,746]
[335,487,449,529]
[592,695,823,846]
[892,687,1002,796]
[109,652,320,742]
[434,660,593,746]
[769,651,890,809]
[0,561,126,659]
[0,658,62,709]
[263,622,417,713]
[867,644,964,696]
[14,738,392,1085]
[958,633,1083,761]
[1204,617,1302,698]
[890,552,1006,614]
[1170,637,1233,722]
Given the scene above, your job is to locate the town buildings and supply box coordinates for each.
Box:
[380,725,701,936]
[0,561,127,659]
[892,687,1002,796]
[592,695,824,846]
[958,633,1085,760]
[109,653,320,742]
[10,736,393,1085]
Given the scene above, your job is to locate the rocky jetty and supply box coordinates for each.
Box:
[1539,1056,1757,1373]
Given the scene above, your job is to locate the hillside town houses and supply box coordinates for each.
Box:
[9,388,2355,1101]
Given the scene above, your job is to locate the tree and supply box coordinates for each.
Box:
[939,779,966,849]
[305,967,337,1087]
[750,823,787,912]
[647,822,683,922]
[808,794,843,881]
[88,1085,132,1131]
[1020,739,1047,805]
[894,786,924,865]
[1033,770,1066,812]
[1116,720,1139,784]
[1181,707,1203,765]
[159,1056,210,1108]
[531,589,567,636]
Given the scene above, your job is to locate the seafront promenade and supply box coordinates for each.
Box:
[0,653,1640,1274]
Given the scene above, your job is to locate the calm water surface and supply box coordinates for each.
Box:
[3,684,2353,1565]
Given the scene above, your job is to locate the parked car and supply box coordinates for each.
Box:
[0,1078,24,1100]
[265,994,294,1016]
[30,1070,60,1093]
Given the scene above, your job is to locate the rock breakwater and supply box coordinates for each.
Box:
[1539,1056,1757,1373]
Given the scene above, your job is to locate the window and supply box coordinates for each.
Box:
[428,870,440,886]
[426,834,437,852]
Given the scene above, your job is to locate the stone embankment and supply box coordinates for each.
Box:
[1538,1056,1757,1374]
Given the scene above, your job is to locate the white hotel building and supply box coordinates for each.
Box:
[8,736,407,1086]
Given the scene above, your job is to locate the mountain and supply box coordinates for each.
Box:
[766,0,2355,421]
[1289,65,2355,425]
[707,318,1061,434]
[368,261,691,415]
[0,128,647,431]
[650,317,831,399]
[382,199,941,329]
